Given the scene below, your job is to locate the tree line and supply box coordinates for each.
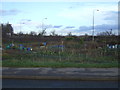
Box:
[1,23,118,37]
[1,23,119,45]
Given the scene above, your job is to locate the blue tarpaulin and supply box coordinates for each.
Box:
[43,42,47,46]
[50,45,64,48]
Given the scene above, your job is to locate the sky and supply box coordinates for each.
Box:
[0,0,119,36]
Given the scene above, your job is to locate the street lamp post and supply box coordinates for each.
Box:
[41,18,47,31]
[92,9,99,41]
[19,19,31,32]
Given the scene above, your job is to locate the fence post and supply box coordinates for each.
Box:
[59,47,61,61]
[62,41,64,52]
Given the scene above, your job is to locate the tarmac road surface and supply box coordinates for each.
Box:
[2,79,119,88]
[2,67,119,81]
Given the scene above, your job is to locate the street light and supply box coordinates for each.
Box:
[41,18,47,31]
[92,9,99,41]
[19,19,31,32]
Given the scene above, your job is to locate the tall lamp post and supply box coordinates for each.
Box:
[92,9,99,41]
[41,18,47,31]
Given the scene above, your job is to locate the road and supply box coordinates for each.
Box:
[2,79,119,88]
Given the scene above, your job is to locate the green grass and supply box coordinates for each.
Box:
[2,59,118,68]
[2,47,119,68]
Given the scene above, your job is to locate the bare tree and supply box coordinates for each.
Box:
[50,30,58,36]
[38,30,46,36]
[67,32,72,36]
[29,31,37,36]
[17,31,24,36]
[97,29,115,36]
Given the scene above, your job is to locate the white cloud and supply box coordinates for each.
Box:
[0,9,21,16]
[12,21,41,34]
[4,2,118,36]
[57,2,118,27]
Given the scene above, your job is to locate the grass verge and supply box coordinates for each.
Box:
[2,59,119,68]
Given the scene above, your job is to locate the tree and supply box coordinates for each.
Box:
[2,23,14,37]
[67,32,72,36]
[50,30,58,36]
[97,29,115,36]
[38,30,46,36]
[29,31,37,36]
[85,33,88,36]
[17,31,24,36]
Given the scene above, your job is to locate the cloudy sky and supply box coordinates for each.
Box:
[0,0,119,36]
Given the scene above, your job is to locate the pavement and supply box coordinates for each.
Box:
[1,67,120,81]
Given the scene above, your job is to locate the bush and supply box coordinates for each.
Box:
[65,37,74,41]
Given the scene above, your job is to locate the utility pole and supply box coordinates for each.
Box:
[92,9,99,41]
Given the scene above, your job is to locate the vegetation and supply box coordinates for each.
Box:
[1,23,119,68]
[2,60,118,68]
